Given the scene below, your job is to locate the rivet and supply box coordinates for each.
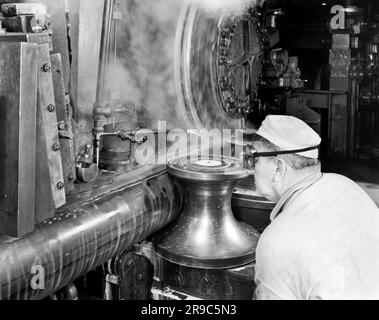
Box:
[219,57,227,65]
[53,143,61,152]
[57,182,65,190]
[43,63,51,72]
[47,104,56,112]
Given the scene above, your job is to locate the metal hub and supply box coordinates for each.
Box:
[155,156,259,269]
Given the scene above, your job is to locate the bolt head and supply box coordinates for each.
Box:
[220,39,228,47]
[221,30,229,38]
[227,97,235,104]
[48,104,56,112]
[219,48,227,56]
[53,143,61,152]
[43,64,51,72]
[57,182,65,190]
[219,57,228,65]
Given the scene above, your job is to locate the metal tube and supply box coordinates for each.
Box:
[0,168,182,300]
[96,0,114,103]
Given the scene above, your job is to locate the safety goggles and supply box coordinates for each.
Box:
[243,145,320,170]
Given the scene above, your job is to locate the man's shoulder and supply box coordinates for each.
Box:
[318,172,358,188]
[316,173,372,194]
[321,172,354,181]
[310,172,378,206]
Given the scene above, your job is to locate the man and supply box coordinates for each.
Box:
[245,115,379,300]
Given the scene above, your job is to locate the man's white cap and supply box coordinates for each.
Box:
[256,115,322,159]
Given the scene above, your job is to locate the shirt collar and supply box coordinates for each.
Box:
[270,171,323,221]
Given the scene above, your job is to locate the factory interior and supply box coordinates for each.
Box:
[0,0,378,300]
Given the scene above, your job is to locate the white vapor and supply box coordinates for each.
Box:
[189,0,265,14]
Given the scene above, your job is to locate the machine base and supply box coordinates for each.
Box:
[153,258,256,300]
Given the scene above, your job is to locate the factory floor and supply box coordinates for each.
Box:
[322,156,379,206]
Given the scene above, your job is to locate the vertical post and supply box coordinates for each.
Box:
[0,42,38,237]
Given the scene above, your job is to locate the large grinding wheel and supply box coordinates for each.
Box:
[175,3,263,130]
[155,156,260,269]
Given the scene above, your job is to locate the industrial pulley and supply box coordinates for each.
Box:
[155,156,260,269]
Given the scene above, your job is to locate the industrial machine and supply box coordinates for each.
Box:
[0,0,378,300]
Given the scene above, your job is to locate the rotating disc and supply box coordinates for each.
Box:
[175,3,263,130]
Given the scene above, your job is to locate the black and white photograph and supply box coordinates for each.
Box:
[0,0,378,306]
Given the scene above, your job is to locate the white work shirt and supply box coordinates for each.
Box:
[255,173,379,300]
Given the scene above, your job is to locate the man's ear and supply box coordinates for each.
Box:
[273,158,286,182]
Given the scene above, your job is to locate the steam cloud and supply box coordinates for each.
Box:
[189,0,265,14]
[108,0,261,166]
[111,0,264,130]
[113,0,187,130]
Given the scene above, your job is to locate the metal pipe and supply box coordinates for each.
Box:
[0,168,182,300]
[93,0,115,166]
[96,0,114,103]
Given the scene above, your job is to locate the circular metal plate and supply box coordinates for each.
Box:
[168,156,249,182]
